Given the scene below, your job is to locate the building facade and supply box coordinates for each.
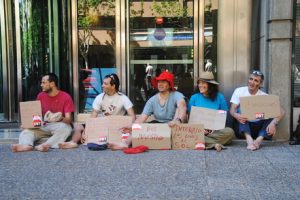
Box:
[0,0,295,140]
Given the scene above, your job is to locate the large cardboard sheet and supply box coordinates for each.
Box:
[188,106,227,130]
[132,123,171,149]
[240,95,280,120]
[20,101,42,129]
[172,124,205,150]
[84,116,132,145]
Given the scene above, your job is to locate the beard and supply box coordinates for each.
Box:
[43,87,52,93]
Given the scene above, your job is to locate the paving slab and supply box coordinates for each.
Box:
[1,141,300,200]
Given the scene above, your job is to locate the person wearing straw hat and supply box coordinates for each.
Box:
[188,71,234,152]
[135,71,187,127]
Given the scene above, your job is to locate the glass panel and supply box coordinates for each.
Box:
[129,0,194,113]
[56,0,72,94]
[294,0,300,107]
[0,19,3,120]
[19,0,50,101]
[77,0,116,113]
[204,0,218,73]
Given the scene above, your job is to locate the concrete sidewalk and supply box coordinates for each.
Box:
[1,141,300,200]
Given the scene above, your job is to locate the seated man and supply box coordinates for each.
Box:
[59,73,135,149]
[135,71,187,126]
[12,73,75,152]
[229,70,285,150]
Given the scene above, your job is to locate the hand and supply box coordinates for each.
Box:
[204,129,213,136]
[234,113,248,124]
[266,122,276,136]
[168,120,180,128]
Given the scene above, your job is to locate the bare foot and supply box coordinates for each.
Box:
[214,144,223,152]
[11,144,33,152]
[253,140,262,150]
[58,141,78,149]
[35,144,51,152]
[247,143,257,151]
[108,142,128,151]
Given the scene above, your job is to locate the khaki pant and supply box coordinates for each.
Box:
[205,127,234,149]
[19,122,72,148]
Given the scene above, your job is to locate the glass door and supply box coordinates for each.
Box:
[17,0,72,102]
[77,0,117,113]
[0,12,3,121]
[128,0,195,113]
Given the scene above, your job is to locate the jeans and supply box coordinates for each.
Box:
[239,119,273,139]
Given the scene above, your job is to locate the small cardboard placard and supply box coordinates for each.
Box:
[84,116,132,145]
[132,123,171,150]
[240,95,281,120]
[172,124,205,150]
[20,101,42,129]
[188,106,227,130]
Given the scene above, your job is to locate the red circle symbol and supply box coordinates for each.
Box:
[156,17,164,25]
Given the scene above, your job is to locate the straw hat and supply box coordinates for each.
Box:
[198,71,219,85]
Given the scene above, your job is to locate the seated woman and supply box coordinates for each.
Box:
[188,71,234,152]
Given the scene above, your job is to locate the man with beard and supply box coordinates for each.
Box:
[11,73,75,152]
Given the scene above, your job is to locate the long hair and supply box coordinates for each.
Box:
[207,83,219,101]
[196,80,219,101]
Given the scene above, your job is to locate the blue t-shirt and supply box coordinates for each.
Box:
[187,92,228,112]
[142,91,185,123]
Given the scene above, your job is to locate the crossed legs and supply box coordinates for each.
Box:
[59,124,85,149]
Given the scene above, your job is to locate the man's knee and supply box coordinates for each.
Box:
[19,129,35,145]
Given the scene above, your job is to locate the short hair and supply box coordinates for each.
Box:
[45,73,58,87]
[251,70,264,82]
[104,73,120,91]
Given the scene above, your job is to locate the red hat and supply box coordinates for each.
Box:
[153,71,175,91]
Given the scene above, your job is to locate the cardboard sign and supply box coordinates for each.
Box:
[240,95,280,120]
[20,101,42,129]
[172,124,205,150]
[84,116,132,145]
[132,123,171,149]
[188,106,227,130]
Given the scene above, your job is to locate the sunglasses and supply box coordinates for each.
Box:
[252,70,263,76]
[109,74,115,80]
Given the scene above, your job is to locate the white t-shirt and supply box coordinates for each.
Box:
[92,92,133,116]
[230,86,267,106]
[145,65,153,77]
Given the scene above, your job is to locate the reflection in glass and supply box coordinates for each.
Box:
[129,0,194,113]
[204,0,218,73]
[77,0,116,113]
[294,1,300,107]
[19,0,49,101]
[19,0,71,101]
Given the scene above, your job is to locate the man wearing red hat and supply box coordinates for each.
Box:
[135,71,187,126]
